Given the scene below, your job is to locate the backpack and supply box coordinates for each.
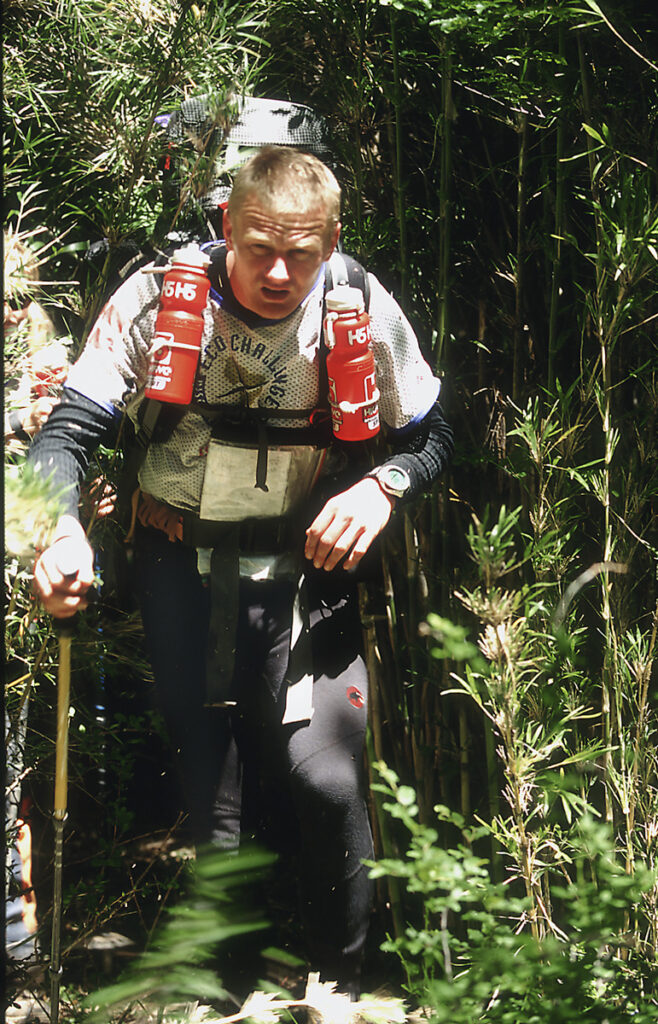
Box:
[158,96,334,241]
[83,98,339,316]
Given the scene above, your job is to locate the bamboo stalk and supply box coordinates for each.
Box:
[458,703,471,820]
[381,549,412,770]
[477,296,487,391]
[500,689,543,940]
[411,516,438,819]
[360,585,406,941]
[435,40,453,373]
[548,23,566,391]
[578,33,615,825]
[434,665,448,809]
[359,584,385,767]
[351,0,369,248]
[483,715,502,883]
[369,556,406,774]
[627,603,658,870]
[404,513,431,817]
[388,8,407,304]
[6,570,22,622]
[5,632,53,751]
[513,111,528,404]
[431,479,454,815]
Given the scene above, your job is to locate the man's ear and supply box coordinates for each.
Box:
[325,221,342,259]
[223,210,234,251]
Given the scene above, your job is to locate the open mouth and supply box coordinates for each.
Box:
[262,286,290,301]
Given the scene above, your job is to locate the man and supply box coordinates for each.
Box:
[30,146,453,993]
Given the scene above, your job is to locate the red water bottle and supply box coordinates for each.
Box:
[144,245,211,405]
[324,286,380,441]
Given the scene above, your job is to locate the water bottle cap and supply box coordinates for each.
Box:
[325,286,364,314]
[171,245,211,270]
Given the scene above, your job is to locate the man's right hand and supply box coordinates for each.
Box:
[33,515,95,618]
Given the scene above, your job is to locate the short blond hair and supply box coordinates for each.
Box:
[228,146,341,240]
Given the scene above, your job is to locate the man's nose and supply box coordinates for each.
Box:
[266,257,290,283]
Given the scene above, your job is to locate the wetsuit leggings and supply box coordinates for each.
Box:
[134,524,373,984]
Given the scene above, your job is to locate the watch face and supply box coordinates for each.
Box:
[386,467,408,491]
[376,465,410,496]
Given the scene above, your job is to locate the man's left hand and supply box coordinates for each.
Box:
[305,477,393,572]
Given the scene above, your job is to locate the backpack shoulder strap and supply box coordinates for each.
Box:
[118,246,182,507]
[117,398,162,525]
[324,251,371,310]
[316,251,371,423]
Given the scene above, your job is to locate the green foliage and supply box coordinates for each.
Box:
[5,461,68,561]
[3,0,268,333]
[407,496,658,1017]
[372,763,658,1023]
[84,846,276,1019]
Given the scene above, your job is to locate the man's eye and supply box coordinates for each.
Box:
[250,244,270,256]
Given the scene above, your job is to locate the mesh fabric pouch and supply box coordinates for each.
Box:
[199,439,326,521]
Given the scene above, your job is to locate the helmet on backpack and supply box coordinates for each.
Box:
[157,95,332,232]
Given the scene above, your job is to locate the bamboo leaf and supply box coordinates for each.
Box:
[582,123,606,147]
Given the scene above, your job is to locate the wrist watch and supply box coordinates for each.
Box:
[7,409,30,442]
[366,464,411,500]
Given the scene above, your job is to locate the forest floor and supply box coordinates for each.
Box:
[5,828,405,1024]
[6,963,405,1024]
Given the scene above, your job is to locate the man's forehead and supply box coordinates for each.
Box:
[235,194,331,236]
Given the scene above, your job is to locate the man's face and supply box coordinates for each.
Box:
[224,194,340,319]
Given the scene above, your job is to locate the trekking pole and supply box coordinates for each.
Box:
[49,549,81,1024]
[50,616,73,1024]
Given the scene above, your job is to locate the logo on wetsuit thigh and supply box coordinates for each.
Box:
[346,686,365,709]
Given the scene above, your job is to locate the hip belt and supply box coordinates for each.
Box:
[133,490,297,552]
